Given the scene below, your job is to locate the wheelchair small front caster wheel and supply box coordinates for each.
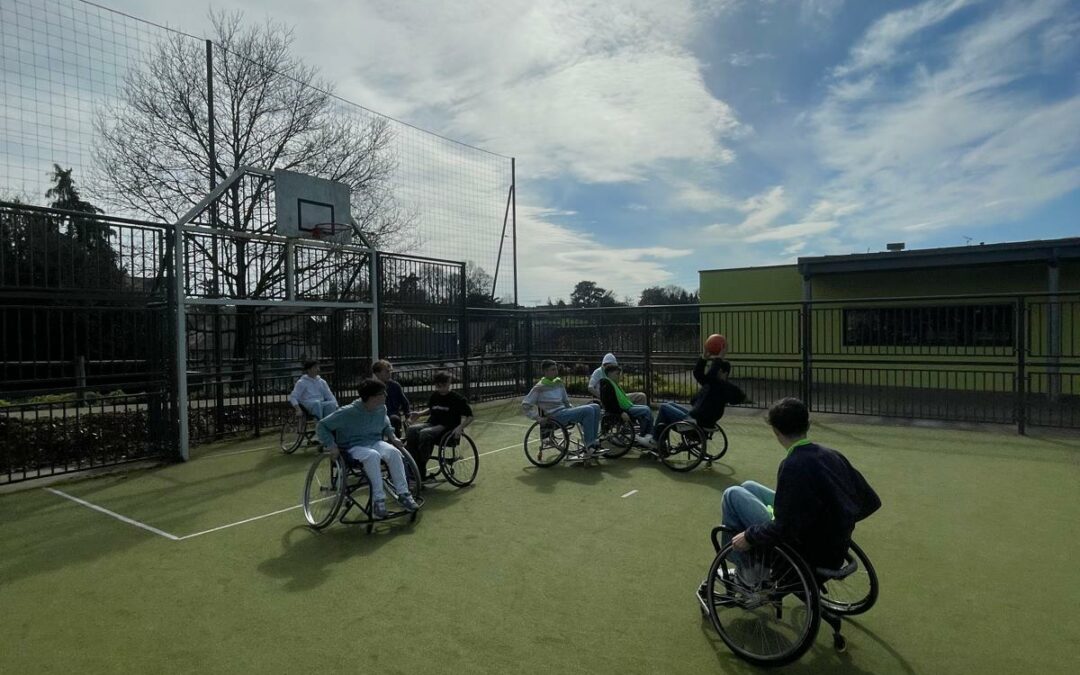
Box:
[833,634,846,653]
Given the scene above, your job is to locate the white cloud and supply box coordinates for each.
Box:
[703,185,788,236]
[745,220,837,242]
[833,0,978,77]
[516,203,691,303]
[728,51,774,67]
[808,0,1080,241]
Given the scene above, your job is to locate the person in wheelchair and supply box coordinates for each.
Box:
[406,371,474,480]
[588,352,647,404]
[654,351,746,439]
[372,359,411,437]
[598,363,655,448]
[316,378,420,519]
[522,359,603,457]
[699,397,880,600]
[288,359,339,421]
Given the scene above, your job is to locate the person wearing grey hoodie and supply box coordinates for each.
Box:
[522,360,603,454]
[588,353,647,405]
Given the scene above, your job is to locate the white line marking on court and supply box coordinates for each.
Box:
[621,490,639,498]
[177,504,304,540]
[45,488,180,540]
[472,420,532,429]
[202,444,277,459]
[475,437,535,459]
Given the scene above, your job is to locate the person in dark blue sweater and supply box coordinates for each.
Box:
[700,398,880,599]
[373,359,412,437]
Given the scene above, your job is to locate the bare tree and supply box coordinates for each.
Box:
[93,11,416,252]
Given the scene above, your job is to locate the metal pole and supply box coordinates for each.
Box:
[459,263,470,399]
[511,157,518,308]
[642,308,653,403]
[802,275,813,409]
[1048,258,1061,402]
[1016,296,1027,435]
[370,252,381,362]
[173,220,190,460]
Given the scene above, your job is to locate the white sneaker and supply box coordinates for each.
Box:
[640,434,656,448]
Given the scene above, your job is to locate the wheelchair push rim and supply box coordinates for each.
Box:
[705,542,821,667]
[524,420,569,467]
[600,416,636,459]
[818,540,879,616]
[439,432,479,487]
[702,425,729,462]
[659,421,705,472]
[280,416,306,454]
[303,453,345,528]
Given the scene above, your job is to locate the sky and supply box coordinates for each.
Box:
[13,0,1080,304]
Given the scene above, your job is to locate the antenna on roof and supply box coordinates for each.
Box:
[962,236,973,245]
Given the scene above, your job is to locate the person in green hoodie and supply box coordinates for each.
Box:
[598,363,655,447]
[317,378,420,519]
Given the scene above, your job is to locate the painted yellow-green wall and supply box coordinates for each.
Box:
[698,261,1080,396]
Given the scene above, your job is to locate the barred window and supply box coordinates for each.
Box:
[843,304,1014,347]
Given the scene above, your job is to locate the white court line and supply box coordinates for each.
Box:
[202,444,276,459]
[178,504,304,540]
[472,419,531,429]
[621,490,639,498]
[45,488,180,541]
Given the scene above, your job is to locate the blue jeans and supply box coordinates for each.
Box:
[550,404,602,447]
[720,481,775,563]
[301,400,338,420]
[654,402,689,437]
[627,405,653,435]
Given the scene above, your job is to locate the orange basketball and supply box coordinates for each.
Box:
[705,334,727,355]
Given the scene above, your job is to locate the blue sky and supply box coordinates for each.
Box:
[12,0,1080,304]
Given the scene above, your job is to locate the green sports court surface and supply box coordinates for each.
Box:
[1,400,1077,674]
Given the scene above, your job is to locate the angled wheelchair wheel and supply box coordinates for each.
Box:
[818,541,878,616]
[280,416,306,454]
[659,421,705,472]
[524,419,569,467]
[303,453,345,529]
[705,542,821,667]
[703,425,729,462]
[439,432,479,487]
[601,416,636,459]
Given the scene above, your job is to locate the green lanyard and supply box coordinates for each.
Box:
[786,438,813,457]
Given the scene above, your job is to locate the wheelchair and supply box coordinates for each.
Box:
[302,447,424,534]
[522,410,614,467]
[655,417,729,472]
[697,525,879,667]
[419,429,479,488]
[279,409,317,454]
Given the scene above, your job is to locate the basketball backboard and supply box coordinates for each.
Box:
[274,169,352,242]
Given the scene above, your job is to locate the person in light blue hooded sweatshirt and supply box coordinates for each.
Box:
[588,353,647,405]
[522,360,603,455]
[317,378,419,519]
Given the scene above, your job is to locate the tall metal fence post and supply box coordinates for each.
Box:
[801,300,813,409]
[371,252,382,362]
[642,308,653,402]
[460,264,471,399]
[524,313,534,389]
[1016,296,1027,435]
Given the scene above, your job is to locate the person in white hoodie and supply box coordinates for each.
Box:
[522,360,603,456]
[287,359,339,420]
[588,353,647,405]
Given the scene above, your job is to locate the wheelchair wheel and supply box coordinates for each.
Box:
[303,453,345,529]
[439,432,479,487]
[524,419,569,467]
[659,421,705,472]
[279,416,306,454]
[600,416,636,459]
[705,542,821,667]
[702,425,729,462]
[819,541,878,616]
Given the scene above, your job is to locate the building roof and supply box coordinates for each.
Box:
[797,237,1080,276]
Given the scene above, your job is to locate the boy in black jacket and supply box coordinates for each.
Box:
[406,372,474,479]
[654,353,747,438]
[701,398,880,600]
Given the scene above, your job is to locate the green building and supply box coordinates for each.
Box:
[698,238,1080,422]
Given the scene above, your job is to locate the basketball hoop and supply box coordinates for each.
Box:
[299,221,347,242]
